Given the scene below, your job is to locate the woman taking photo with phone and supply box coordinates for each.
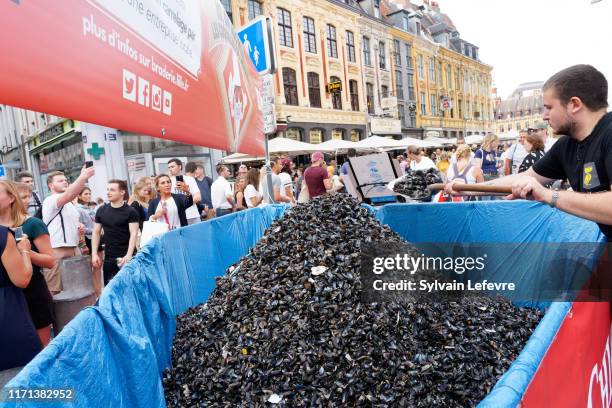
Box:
[148,174,193,229]
[0,180,42,370]
[13,182,57,346]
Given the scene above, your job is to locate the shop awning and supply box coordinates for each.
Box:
[29,130,78,155]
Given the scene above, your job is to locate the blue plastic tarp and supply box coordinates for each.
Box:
[4,201,605,407]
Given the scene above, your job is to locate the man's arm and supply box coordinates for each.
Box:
[188,178,201,204]
[274,186,291,203]
[446,167,555,195]
[119,222,139,267]
[504,158,512,176]
[56,166,95,208]
[91,223,102,268]
[323,177,333,190]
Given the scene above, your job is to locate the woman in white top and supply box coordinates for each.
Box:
[243,168,263,208]
[148,175,193,229]
[446,144,484,186]
[278,159,296,204]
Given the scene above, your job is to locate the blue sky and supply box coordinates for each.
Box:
[439,0,612,102]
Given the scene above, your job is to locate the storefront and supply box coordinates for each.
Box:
[28,121,224,200]
[282,124,366,144]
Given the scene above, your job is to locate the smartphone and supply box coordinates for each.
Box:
[85,161,94,168]
[176,175,184,183]
[12,226,23,242]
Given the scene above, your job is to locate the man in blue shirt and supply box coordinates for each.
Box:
[340,148,357,175]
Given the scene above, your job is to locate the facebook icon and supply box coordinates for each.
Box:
[236,16,275,74]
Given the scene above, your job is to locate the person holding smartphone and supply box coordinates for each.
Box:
[41,164,94,294]
[12,182,57,346]
[148,174,193,229]
[167,158,201,225]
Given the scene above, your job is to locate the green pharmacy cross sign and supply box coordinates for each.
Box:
[87,143,105,160]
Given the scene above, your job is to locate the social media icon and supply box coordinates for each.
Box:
[151,85,162,111]
[138,77,150,107]
[162,91,172,116]
[122,69,136,102]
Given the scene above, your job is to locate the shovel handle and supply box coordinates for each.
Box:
[428,183,513,194]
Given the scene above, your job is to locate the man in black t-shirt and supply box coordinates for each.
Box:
[447,65,612,241]
[92,180,139,285]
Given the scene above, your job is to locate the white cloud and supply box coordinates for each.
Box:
[438,0,612,102]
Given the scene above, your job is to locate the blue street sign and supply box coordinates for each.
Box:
[237,16,275,75]
[0,165,5,178]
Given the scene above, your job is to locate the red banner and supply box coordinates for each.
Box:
[521,302,612,408]
[0,0,264,155]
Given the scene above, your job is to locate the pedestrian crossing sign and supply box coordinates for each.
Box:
[237,16,276,75]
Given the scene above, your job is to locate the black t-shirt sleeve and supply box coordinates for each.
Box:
[94,205,104,223]
[605,132,612,187]
[127,206,140,223]
[532,138,567,180]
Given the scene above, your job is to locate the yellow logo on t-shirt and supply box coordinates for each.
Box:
[584,166,593,187]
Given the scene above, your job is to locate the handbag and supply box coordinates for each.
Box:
[297,180,310,203]
[140,221,170,248]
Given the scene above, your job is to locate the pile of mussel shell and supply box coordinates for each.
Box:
[392,168,443,201]
[163,194,542,407]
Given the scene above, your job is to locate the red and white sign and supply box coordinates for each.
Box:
[0,0,264,155]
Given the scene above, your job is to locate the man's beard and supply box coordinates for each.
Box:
[554,118,578,137]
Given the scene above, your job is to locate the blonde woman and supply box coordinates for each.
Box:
[128,179,153,232]
[473,134,500,181]
[13,182,56,346]
[446,145,484,201]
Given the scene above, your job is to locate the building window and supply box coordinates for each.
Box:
[393,40,401,66]
[415,21,422,36]
[398,104,406,127]
[417,54,424,78]
[402,16,409,31]
[405,43,412,68]
[248,0,262,20]
[366,82,374,114]
[428,57,435,82]
[379,41,386,69]
[374,0,381,18]
[326,24,338,58]
[407,73,415,100]
[307,72,321,108]
[395,70,403,99]
[332,129,344,140]
[346,31,356,62]
[438,63,443,87]
[303,17,316,53]
[466,98,471,117]
[420,91,427,115]
[285,128,302,141]
[363,37,371,66]
[446,65,452,89]
[220,0,232,22]
[350,129,361,142]
[277,8,293,47]
[381,85,388,98]
[450,98,455,118]
[455,69,461,91]
[430,94,437,116]
[309,129,323,144]
[464,75,469,93]
[349,79,359,111]
[330,76,342,110]
[282,68,298,106]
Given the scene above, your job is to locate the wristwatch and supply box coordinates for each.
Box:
[549,188,560,208]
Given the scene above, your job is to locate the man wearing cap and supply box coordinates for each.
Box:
[304,152,332,199]
[531,121,557,152]
[447,64,612,241]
